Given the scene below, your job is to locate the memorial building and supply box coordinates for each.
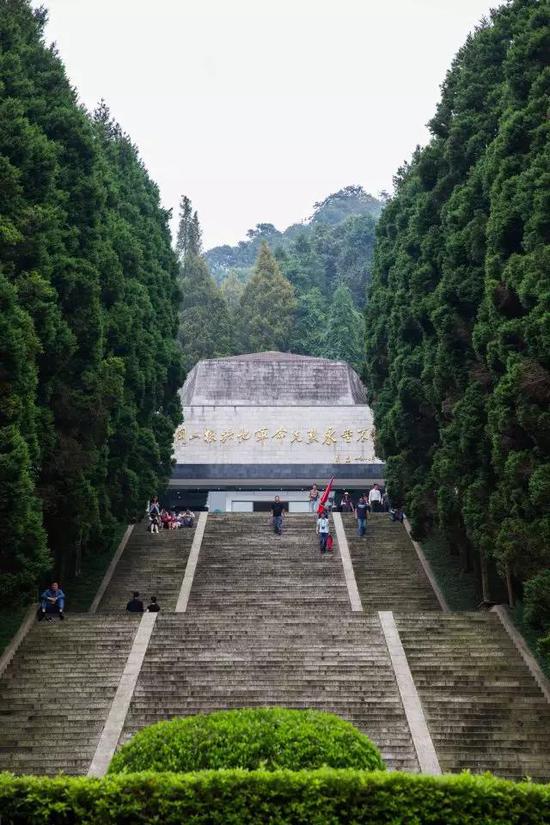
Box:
[168,351,385,512]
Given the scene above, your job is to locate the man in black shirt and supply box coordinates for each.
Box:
[147,596,160,612]
[271,496,286,535]
[126,591,144,612]
[355,495,368,537]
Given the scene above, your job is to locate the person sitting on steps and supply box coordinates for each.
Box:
[181,508,195,528]
[37,582,65,622]
[316,508,332,555]
[147,596,160,612]
[126,591,144,612]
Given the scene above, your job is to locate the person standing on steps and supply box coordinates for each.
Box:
[126,591,144,612]
[271,495,286,535]
[308,483,319,513]
[355,494,368,537]
[37,582,65,622]
[316,508,332,555]
[147,596,160,612]
[339,491,354,512]
[368,484,383,513]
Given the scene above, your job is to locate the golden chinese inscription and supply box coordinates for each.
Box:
[176,425,376,449]
[323,427,337,446]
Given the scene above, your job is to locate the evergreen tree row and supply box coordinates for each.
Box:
[365,0,549,638]
[0,1,183,599]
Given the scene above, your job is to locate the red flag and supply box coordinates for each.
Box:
[317,477,334,514]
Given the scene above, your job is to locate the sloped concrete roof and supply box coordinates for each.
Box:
[181,352,368,406]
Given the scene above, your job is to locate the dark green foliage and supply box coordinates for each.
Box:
[0,272,49,595]
[109,709,385,774]
[177,253,233,371]
[175,197,232,370]
[0,2,183,596]
[365,0,549,643]
[325,284,364,369]
[238,243,296,353]
[524,570,550,634]
[1,769,549,824]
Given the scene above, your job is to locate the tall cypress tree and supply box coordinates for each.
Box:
[365,0,549,617]
[237,242,297,353]
[0,1,183,592]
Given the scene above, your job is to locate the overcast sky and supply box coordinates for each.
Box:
[37,0,496,249]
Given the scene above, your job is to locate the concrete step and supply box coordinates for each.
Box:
[97,525,195,612]
[121,611,419,774]
[187,513,350,613]
[342,513,440,611]
[0,615,139,775]
[395,612,550,781]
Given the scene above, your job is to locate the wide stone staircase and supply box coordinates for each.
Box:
[1,511,550,780]
[122,611,419,772]
[342,513,440,611]
[0,615,139,775]
[97,523,195,612]
[188,513,350,611]
[395,612,550,782]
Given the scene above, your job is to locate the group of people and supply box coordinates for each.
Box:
[271,483,403,554]
[126,591,160,613]
[148,496,195,532]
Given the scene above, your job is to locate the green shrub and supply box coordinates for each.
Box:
[538,633,550,660]
[1,770,549,824]
[524,570,550,632]
[109,708,385,774]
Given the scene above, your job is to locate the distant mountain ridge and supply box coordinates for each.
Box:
[205,185,384,282]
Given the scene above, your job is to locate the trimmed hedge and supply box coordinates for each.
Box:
[1,769,550,824]
[109,708,385,773]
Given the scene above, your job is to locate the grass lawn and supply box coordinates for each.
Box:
[420,529,481,611]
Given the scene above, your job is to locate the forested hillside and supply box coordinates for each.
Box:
[206,186,383,290]
[174,186,383,370]
[0,1,183,599]
[365,0,549,648]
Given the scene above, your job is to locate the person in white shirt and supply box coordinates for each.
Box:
[368,484,383,513]
[316,510,332,554]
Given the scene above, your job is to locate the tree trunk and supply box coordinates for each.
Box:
[505,563,514,607]
[480,546,490,603]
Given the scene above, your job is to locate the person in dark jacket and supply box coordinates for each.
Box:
[340,491,354,512]
[147,596,160,612]
[126,591,144,612]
